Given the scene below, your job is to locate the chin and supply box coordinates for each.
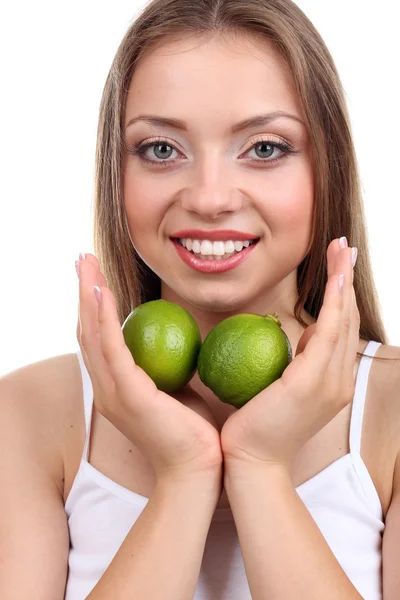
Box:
[160,272,258,314]
[182,288,249,314]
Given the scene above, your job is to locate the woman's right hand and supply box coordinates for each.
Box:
[76,253,223,484]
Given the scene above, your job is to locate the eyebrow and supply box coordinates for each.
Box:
[125,110,305,133]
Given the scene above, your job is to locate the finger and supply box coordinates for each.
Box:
[292,237,341,359]
[346,283,361,388]
[297,240,356,406]
[77,254,115,397]
[326,238,341,278]
[77,254,108,350]
[301,247,350,377]
[95,284,158,413]
[84,254,108,287]
[330,244,355,376]
[76,254,107,348]
[294,322,316,356]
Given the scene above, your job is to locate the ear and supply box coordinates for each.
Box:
[295,322,318,357]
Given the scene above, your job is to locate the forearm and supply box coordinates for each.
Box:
[224,463,363,600]
[87,471,221,600]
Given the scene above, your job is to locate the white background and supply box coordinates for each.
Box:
[1,1,399,377]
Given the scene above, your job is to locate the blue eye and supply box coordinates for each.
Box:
[128,139,178,166]
[151,142,175,160]
[128,137,297,168]
[248,140,292,161]
[254,142,276,159]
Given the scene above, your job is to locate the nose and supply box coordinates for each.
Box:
[178,150,244,219]
[180,184,243,219]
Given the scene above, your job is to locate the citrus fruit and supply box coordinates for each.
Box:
[197,312,292,408]
[122,299,201,393]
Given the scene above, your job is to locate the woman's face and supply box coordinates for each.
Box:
[123,33,314,321]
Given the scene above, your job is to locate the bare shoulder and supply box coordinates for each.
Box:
[371,342,400,476]
[381,345,400,595]
[1,351,81,388]
[374,342,400,361]
[382,342,400,439]
[359,339,400,417]
[386,345,400,476]
[373,342,400,401]
[0,352,83,495]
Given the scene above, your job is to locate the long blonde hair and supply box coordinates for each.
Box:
[92,0,389,358]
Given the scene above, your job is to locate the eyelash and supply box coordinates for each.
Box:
[127,136,298,168]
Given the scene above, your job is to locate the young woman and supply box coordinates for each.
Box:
[1,1,399,598]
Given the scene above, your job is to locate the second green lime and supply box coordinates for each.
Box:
[197,312,292,408]
[122,299,201,393]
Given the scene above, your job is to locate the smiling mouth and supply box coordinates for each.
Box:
[171,237,259,261]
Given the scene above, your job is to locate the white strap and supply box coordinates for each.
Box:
[349,340,381,456]
[76,348,94,461]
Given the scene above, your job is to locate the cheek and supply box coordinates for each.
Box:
[279,187,313,232]
[257,162,314,263]
[285,166,314,233]
[258,164,313,229]
[123,170,166,243]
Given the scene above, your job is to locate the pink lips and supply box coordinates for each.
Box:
[172,238,258,273]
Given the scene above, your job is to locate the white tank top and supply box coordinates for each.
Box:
[64,340,384,599]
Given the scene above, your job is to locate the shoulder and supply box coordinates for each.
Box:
[358,339,400,402]
[371,343,400,467]
[373,343,400,394]
[0,352,82,425]
[374,342,400,361]
[1,351,80,386]
[379,346,400,590]
[368,342,400,420]
[0,352,82,493]
[361,343,400,518]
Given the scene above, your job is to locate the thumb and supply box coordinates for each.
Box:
[171,385,220,431]
[295,322,318,357]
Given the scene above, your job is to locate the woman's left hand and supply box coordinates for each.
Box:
[220,237,360,472]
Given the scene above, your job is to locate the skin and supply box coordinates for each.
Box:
[122,31,318,426]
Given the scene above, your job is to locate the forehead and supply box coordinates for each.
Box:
[125,33,303,129]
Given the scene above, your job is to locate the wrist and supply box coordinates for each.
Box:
[224,459,291,489]
[156,465,223,503]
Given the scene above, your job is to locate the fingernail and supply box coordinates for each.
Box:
[339,236,348,250]
[79,252,85,261]
[352,247,358,268]
[75,261,80,278]
[94,286,101,305]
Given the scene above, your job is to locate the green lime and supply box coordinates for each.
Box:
[197,312,292,408]
[122,299,201,393]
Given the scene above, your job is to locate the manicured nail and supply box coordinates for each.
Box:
[352,247,358,268]
[79,252,85,261]
[94,286,101,305]
[339,236,348,250]
[75,261,80,278]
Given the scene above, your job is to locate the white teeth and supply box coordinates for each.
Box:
[192,240,201,253]
[178,237,256,259]
[200,240,213,255]
[212,241,225,256]
[225,240,235,254]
